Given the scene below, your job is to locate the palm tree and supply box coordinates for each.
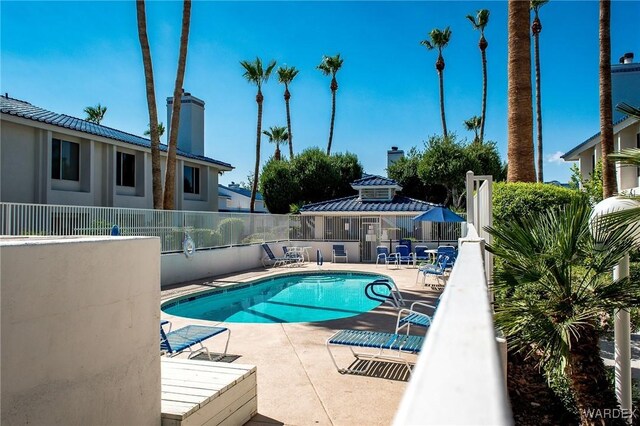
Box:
[421,27,452,138]
[136,0,162,209]
[317,54,344,155]
[84,103,107,124]
[263,126,289,161]
[463,116,482,144]
[241,57,277,212]
[486,198,640,425]
[600,0,616,198]
[531,0,549,183]
[277,66,299,159]
[144,122,166,140]
[507,0,535,182]
[466,9,490,143]
[162,0,191,210]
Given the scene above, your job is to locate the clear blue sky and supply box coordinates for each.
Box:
[2,1,639,185]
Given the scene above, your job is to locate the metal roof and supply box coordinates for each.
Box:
[351,174,400,187]
[0,95,233,169]
[218,184,263,200]
[299,195,439,213]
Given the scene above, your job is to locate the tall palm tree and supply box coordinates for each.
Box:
[600,0,616,198]
[136,0,162,209]
[277,66,299,159]
[163,0,191,210]
[507,0,535,182]
[463,116,482,144]
[531,0,549,183]
[144,122,165,140]
[466,9,490,143]
[241,57,277,212]
[421,27,452,138]
[317,54,344,155]
[486,198,640,425]
[84,103,107,124]
[263,126,289,161]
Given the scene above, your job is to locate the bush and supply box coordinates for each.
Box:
[493,182,583,225]
[217,218,245,245]
[260,159,299,214]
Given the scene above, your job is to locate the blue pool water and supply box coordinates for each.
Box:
[162,272,390,324]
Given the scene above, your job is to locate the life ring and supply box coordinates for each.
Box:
[183,236,195,258]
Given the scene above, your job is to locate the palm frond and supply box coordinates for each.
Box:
[530,0,549,13]
[609,148,640,166]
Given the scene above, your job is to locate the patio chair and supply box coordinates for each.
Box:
[399,238,413,253]
[394,244,414,266]
[326,325,425,375]
[437,246,457,269]
[396,301,436,335]
[262,243,300,268]
[414,246,431,263]
[364,279,435,332]
[160,321,230,361]
[416,254,449,289]
[282,246,304,263]
[375,246,398,268]
[332,245,348,263]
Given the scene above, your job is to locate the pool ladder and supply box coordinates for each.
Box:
[364,279,406,309]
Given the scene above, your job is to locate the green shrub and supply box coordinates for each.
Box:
[260,159,299,214]
[493,182,583,225]
[217,218,245,245]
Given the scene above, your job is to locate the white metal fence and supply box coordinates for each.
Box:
[0,202,290,253]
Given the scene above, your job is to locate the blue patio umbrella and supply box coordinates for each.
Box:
[413,205,465,245]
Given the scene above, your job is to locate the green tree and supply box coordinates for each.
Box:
[531,0,549,183]
[568,161,603,205]
[466,9,490,143]
[241,57,277,212]
[317,54,344,155]
[260,159,298,214]
[163,0,191,210]
[421,27,452,138]
[144,122,166,140]
[387,147,429,200]
[331,152,363,198]
[136,0,163,209]
[463,116,482,144]
[262,126,289,161]
[292,148,340,204]
[465,140,503,179]
[84,103,107,124]
[277,66,299,159]
[487,197,640,425]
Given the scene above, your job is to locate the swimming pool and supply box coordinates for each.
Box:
[162,272,390,324]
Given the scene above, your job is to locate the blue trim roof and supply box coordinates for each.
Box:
[562,114,634,160]
[0,96,233,169]
[351,174,399,187]
[218,184,263,200]
[300,195,438,213]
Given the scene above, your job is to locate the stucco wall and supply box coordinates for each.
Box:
[0,236,161,426]
[1,120,37,203]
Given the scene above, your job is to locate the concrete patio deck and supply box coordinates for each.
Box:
[161,262,441,426]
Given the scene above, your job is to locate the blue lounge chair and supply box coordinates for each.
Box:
[375,246,398,268]
[160,321,230,361]
[332,244,348,263]
[326,329,425,375]
[437,245,457,269]
[414,245,431,263]
[394,244,414,266]
[396,301,436,335]
[416,254,449,289]
[262,243,300,268]
[399,238,413,254]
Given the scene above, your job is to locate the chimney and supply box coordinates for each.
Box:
[623,52,634,64]
[166,91,205,156]
[387,146,404,176]
[228,182,240,189]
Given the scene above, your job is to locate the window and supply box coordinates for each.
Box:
[51,138,79,181]
[116,152,136,187]
[360,188,391,200]
[184,166,200,194]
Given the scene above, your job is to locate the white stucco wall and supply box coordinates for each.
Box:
[0,236,161,426]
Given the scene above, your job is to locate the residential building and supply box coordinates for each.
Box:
[0,94,232,210]
[218,182,268,213]
[562,53,640,192]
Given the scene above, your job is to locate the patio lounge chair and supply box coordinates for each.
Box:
[437,245,457,269]
[282,246,304,263]
[160,321,230,361]
[394,244,414,266]
[375,246,398,268]
[414,246,431,263]
[262,243,301,267]
[326,328,425,375]
[399,238,413,253]
[332,245,348,263]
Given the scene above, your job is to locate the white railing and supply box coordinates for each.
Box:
[394,224,512,425]
[0,202,290,253]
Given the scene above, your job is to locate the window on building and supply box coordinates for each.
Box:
[116,152,136,187]
[51,138,79,181]
[360,188,391,200]
[184,166,200,194]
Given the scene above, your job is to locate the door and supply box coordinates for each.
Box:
[360,217,381,262]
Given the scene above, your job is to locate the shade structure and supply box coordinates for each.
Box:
[413,206,465,245]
